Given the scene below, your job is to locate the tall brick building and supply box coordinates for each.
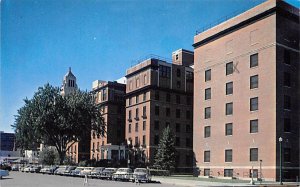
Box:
[125,49,194,172]
[90,80,126,162]
[193,0,299,181]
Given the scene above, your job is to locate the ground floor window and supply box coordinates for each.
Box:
[224,169,233,177]
[204,169,210,176]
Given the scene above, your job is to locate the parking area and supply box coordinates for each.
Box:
[0,172,172,187]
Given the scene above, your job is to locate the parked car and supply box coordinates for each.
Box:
[30,165,41,173]
[100,168,117,180]
[112,168,133,181]
[79,167,94,177]
[132,168,151,183]
[54,166,68,175]
[40,166,50,174]
[63,166,77,176]
[71,167,85,177]
[0,169,9,179]
[89,167,105,178]
[24,165,33,172]
[11,165,19,171]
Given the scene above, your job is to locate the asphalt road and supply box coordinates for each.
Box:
[0,172,173,187]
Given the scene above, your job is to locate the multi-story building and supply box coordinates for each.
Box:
[62,68,90,163]
[90,80,126,162]
[125,49,194,172]
[0,131,15,151]
[193,0,299,181]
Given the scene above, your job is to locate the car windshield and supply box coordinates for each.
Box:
[135,169,147,173]
[105,169,115,172]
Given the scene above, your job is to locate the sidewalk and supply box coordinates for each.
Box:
[152,176,300,187]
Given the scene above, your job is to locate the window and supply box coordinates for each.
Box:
[284,148,291,162]
[284,95,291,110]
[186,124,191,133]
[135,136,138,146]
[166,93,170,102]
[205,107,211,119]
[154,121,159,130]
[204,126,211,138]
[226,102,233,115]
[186,111,191,119]
[284,72,291,87]
[226,82,233,95]
[129,97,132,105]
[175,54,179,60]
[128,110,132,120]
[135,108,139,120]
[143,121,146,131]
[205,88,211,100]
[224,169,233,177]
[250,119,258,133]
[204,169,210,176]
[136,78,140,88]
[155,106,159,116]
[142,135,146,146]
[250,53,258,68]
[135,123,138,132]
[186,138,191,147]
[284,49,290,65]
[144,74,147,84]
[250,75,258,89]
[177,69,181,77]
[205,69,211,82]
[176,123,180,132]
[142,106,146,117]
[204,151,210,162]
[177,81,181,88]
[128,124,131,133]
[284,118,291,132]
[159,65,171,78]
[186,71,194,82]
[103,89,107,101]
[225,123,233,136]
[225,149,232,162]
[176,95,181,104]
[155,91,160,100]
[186,96,192,105]
[175,137,180,146]
[136,95,139,104]
[166,108,170,117]
[250,148,258,161]
[176,109,180,118]
[143,92,147,101]
[249,169,258,178]
[250,97,258,111]
[226,62,233,75]
[154,135,159,145]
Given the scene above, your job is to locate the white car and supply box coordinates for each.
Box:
[79,167,94,177]
[0,169,9,179]
[112,168,133,181]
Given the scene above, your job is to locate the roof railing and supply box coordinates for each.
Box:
[130,54,172,67]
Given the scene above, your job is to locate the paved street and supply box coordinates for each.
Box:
[0,172,169,187]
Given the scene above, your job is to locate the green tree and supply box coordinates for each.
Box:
[153,126,176,172]
[13,84,105,164]
[39,147,60,165]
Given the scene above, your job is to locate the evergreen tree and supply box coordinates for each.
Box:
[153,126,176,172]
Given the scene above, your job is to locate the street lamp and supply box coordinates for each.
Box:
[127,140,131,168]
[279,137,283,185]
[259,159,262,184]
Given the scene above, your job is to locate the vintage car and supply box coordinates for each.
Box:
[71,167,85,176]
[79,167,94,177]
[29,165,41,173]
[63,166,77,176]
[112,168,133,181]
[54,166,68,175]
[0,169,9,179]
[100,168,117,180]
[131,168,151,183]
[23,165,33,172]
[89,167,105,178]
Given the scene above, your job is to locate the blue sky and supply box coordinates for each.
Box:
[1,0,299,133]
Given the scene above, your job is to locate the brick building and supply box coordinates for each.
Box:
[125,49,194,172]
[90,80,126,162]
[193,0,299,181]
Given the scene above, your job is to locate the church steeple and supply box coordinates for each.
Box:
[60,67,78,96]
